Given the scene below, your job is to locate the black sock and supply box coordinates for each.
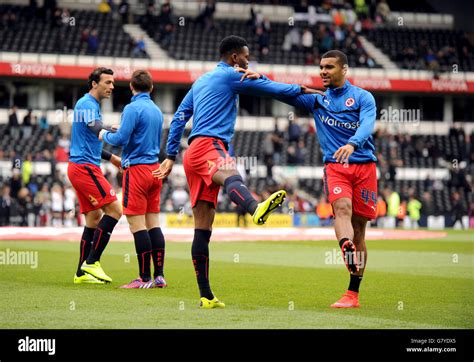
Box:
[192,229,213,300]
[133,230,152,282]
[77,227,95,276]
[339,237,351,248]
[149,227,165,278]
[86,215,119,264]
[224,175,258,214]
[348,274,363,293]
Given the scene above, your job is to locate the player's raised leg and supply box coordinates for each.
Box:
[212,167,286,226]
[146,212,167,288]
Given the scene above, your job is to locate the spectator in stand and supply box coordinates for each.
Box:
[294,0,309,14]
[195,0,216,32]
[256,26,269,62]
[50,183,63,227]
[22,154,34,186]
[287,118,301,143]
[375,0,391,23]
[407,194,422,229]
[451,192,467,229]
[119,0,130,24]
[8,105,19,140]
[157,1,174,49]
[375,195,386,227]
[282,27,301,52]
[98,0,111,13]
[316,196,333,226]
[87,29,99,54]
[301,27,313,54]
[0,185,12,226]
[384,187,400,228]
[272,119,284,164]
[10,169,22,199]
[63,186,76,227]
[420,191,434,227]
[132,36,148,57]
[17,187,31,226]
[22,109,33,139]
[354,0,369,18]
[397,200,407,227]
[34,183,51,226]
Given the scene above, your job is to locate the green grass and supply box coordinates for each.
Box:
[0,230,472,329]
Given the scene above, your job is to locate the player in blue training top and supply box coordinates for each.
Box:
[100,70,167,289]
[68,67,123,285]
[242,50,377,309]
[154,35,313,309]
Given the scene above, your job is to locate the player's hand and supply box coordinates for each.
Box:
[110,124,119,132]
[301,85,325,96]
[333,144,355,164]
[98,129,107,141]
[110,154,122,170]
[235,67,261,82]
[153,159,175,179]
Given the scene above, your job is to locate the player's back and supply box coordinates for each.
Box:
[121,93,163,165]
[70,93,102,166]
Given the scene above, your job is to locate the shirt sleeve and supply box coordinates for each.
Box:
[274,93,319,113]
[102,105,137,147]
[78,101,101,125]
[348,91,376,149]
[228,70,302,98]
[167,87,194,157]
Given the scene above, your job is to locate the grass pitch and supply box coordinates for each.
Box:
[0,230,472,329]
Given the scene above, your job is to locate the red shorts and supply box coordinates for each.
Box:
[183,137,234,208]
[122,163,162,215]
[323,162,378,220]
[67,162,117,214]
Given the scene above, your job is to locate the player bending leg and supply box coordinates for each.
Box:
[155,35,313,308]
[100,70,167,289]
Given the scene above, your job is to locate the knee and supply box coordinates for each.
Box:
[333,199,352,218]
[108,202,123,220]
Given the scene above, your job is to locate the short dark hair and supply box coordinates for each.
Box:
[321,50,348,67]
[88,67,114,90]
[130,70,153,92]
[219,35,248,57]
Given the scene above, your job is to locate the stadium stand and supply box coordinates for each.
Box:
[0,0,472,229]
[0,4,146,58]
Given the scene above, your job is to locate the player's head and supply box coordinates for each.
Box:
[219,35,250,69]
[320,50,348,88]
[130,69,153,94]
[88,67,114,100]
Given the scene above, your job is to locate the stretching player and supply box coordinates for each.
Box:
[155,35,312,308]
[242,50,377,308]
[68,67,123,284]
[99,70,167,289]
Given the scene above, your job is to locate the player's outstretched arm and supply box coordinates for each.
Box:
[100,106,137,147]
[236,68,324,112]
